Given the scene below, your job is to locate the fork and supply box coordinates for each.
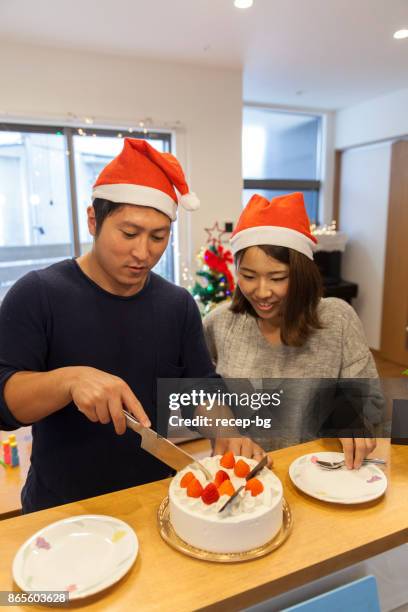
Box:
[316,458,386,470]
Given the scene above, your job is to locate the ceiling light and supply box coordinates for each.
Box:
[234,0,253,8]
[393,29,408,39]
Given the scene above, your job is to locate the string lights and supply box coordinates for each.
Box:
[310,220,337,236]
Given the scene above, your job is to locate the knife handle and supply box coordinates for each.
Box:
[218,455,269,513]
[245,455,268,480]
[123,409,143,432]
[219,485,244,513]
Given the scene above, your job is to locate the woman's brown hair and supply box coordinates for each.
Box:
[230,245,323,347]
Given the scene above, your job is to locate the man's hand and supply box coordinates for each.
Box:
[339,437,377,469]
[68,366,151,435]
[212,437,272,467]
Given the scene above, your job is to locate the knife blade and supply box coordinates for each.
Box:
[123,410,212,480]
[219,455,269,513]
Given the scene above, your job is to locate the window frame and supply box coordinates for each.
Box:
[0,122,175,287]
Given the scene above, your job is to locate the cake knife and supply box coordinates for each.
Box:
[218,455,269,513]
[123,409,212,481]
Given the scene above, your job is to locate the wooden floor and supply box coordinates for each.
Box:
[372,351,407,377]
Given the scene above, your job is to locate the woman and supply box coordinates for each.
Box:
[204,192,383,467]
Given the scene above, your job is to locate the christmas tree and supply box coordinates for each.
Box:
[191,223,235,315]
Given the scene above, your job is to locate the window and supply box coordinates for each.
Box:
[242,107,322,222]
[0,124,174,300]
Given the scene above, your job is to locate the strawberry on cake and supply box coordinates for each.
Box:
[169,451,283,553]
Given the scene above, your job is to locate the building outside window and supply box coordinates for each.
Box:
[242,107,322,222]
[0,125,174,300]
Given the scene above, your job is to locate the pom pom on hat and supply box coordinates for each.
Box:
[92,138,200,220]
[231,192,317,260]
[179,192,200,211]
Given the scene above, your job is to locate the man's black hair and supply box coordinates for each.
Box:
[92,198,125,235]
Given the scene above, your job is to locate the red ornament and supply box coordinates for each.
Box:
[203,244,235,292]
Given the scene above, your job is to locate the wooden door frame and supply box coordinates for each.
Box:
[380,140,408,367]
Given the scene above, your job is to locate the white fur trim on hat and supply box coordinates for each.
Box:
[92,184,177,220]
[230,226,316,260]
[179,192,200,211]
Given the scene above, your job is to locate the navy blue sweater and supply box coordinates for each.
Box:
[0,260,215,512]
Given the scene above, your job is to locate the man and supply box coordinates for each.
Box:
[0,139,264,513]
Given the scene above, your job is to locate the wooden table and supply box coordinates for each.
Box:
[0,439,406,611]
[0,428,32,519]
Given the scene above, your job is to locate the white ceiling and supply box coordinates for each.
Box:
[1,0,407,110]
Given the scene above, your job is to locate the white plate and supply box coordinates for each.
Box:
[289,452,387,504]
[13,515,138,600]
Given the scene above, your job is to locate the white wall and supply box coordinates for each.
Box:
[339,143,391,349]
[0,41,243,282]
[335,87,408,149]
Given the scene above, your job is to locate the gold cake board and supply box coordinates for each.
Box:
[157,496,293,563]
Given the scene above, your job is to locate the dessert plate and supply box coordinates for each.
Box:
[289,452,387,504]
[157,496,293,562]
[13,515,138,599]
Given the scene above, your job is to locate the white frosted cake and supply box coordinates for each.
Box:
[169,452,283,553]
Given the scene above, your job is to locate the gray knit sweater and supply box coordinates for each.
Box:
[203,298,382,449]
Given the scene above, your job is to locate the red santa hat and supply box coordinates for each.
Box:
[231,192,317,260]
[92,138,200,221]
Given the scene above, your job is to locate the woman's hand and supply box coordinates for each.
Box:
[212,437,273,467]
[339,437,377,469]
